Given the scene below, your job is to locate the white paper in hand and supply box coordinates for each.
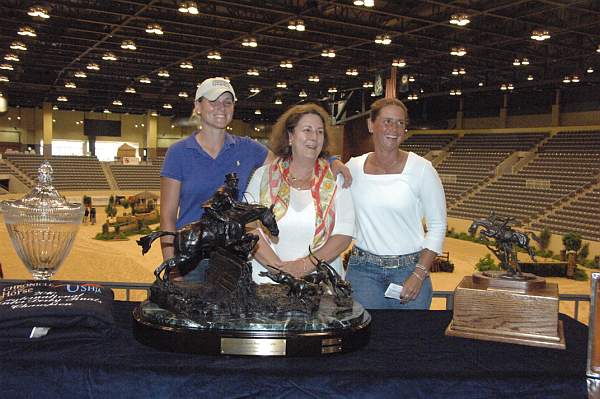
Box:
[384,283,403,300]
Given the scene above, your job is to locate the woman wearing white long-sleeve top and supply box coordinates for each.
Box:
[345,98,447,309]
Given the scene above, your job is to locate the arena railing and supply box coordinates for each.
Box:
[0,280,591,323]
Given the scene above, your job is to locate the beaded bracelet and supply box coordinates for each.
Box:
[412,271,424,281]
[415,263,429,275]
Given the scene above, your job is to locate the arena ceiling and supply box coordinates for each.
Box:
[1,0,599,123]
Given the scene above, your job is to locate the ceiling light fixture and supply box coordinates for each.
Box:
[4,53,19,62]
[64,81,76,88]
[408,75,415,82]
[121,40,136,50]
[179,61,193,69]
[178,91,188,98]
[597,44,600,53]
[157,68,170,77]
[321,48,336,58]
[451,68,459,75]
[207,51,221,60]
[375,34,392,45]
[308,75,320,82]
[242,37,258,47]
[102,52,118,61]
[247,68,259,76]
[530,29,551,41]
[450,46,466,56]
[392,58,406,67]
[146,23,164,35]
[571,75,580,83]
[279,60,293,68]
[276,81,287,88]
[27,5,50,19]
[10,41,27,51]
[103,109,111,114]
[449,14,470,26]
[139,76,151,84]
[178,1,199,14]
[354,0,374,6]
[288,19,305,31]
[163,103,173,109]
[299,90,307,98]
[0,64,14,70]
[112,100,123,106]
[587,66,594,73]
[125,86,136,93]
[527,74,534,81]
[18,26,37,37]
[478,82,484,87]
[370,92,376,97]
[74,70,87,78]
[57,96,68,102]
[0,75,9,82]
[255,109,262,115]
[274,98,283,105]
[345,68,358,76]
[363,81,373,88]
[250,87,261,93]
[327,87,337,93]
[86,63,100,70]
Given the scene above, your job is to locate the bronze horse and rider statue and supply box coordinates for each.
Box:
[468,212,540,279]
[137,173,279,282]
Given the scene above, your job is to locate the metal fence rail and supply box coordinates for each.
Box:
[1,280,591,322]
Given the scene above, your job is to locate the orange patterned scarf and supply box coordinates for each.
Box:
[259,157,337,250]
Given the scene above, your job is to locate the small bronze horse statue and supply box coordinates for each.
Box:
[468,213,539,278]
[137,174,279,282]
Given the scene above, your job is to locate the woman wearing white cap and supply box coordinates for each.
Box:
[159,77,350,281]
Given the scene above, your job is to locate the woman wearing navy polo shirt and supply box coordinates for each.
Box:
[160,77,350,280]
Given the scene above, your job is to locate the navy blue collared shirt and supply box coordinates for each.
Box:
[161,132,268,229]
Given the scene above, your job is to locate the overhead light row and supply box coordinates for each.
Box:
[27,5,50,19]
[392,58,406,67]
[145,23,163,35]
[247,68,259,76]
[345,68,358,76]
[308,75,320,82]
[242,37,257,47]
[374,34,392,45]
[450,46,467,56]
[530,29,551,41]
[353,0,374,6]
[4,53,19,62]
[18,26,37,37]
[449,89,462,96]
[321,48,336,58]
[10,41,27,51]
[562,75,580,83]
[178,1,199,14]
[279,60,293,68]
[451,67,466,75]
[407,93,419,100]
[500,83,514,91]
[207,51,221,60]
[513,57,530,66]
[121,40,136,50]
[288,19,305,31]
[449,14,470,26]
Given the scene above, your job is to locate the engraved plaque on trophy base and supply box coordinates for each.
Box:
[132,296,371,356]
[445,273,565,349]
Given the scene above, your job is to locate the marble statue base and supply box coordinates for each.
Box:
[133,295,370,356]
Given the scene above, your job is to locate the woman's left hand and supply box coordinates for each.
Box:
[331,159,352,188]
[400,273,423,303]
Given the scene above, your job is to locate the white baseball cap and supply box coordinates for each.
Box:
[195,77,237,102]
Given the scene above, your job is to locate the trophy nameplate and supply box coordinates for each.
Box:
[445,273,565,349]
[221,337,286,356]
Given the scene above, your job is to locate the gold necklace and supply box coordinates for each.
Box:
[289,171,313,189]
[372,151,404,173]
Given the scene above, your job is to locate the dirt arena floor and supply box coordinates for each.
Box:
[0,207,593,324]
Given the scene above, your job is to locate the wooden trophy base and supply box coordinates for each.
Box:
[445,272,565,349]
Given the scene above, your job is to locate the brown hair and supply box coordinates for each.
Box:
[269,103,330,158]
[369,98,408,122]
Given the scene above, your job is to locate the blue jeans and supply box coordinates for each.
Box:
[346,255,432,310]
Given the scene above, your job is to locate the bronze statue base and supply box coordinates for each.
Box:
[132,296,371,356]
[445,275,565,350]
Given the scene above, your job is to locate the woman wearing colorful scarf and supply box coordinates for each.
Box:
[345,98,447,309]
[246,103,355,281]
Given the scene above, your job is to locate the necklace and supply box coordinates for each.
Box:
[289,170,313,189]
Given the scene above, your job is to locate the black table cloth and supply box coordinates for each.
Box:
[0,301,589,399]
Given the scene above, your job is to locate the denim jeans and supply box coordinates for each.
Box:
[346,254,432,310]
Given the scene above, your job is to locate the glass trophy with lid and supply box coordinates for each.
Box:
[1,161,84,280]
